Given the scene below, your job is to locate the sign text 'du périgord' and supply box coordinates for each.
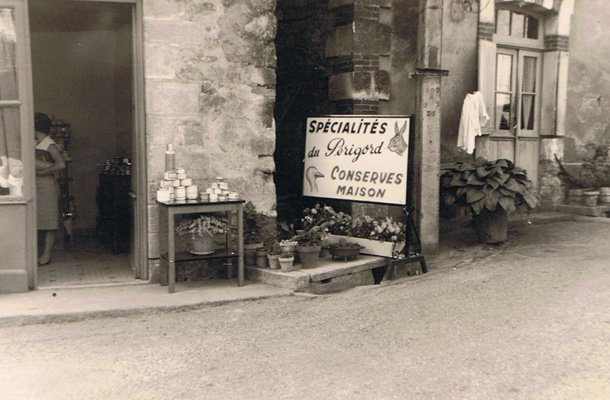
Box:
[303,115,410,205]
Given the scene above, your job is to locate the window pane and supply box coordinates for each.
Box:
[496,93,512,131]
[0,107,22,196]
[522,56,537,93]
[525,15,539,39]
[496,54,513,92]
[0,8,22,197]
[521,94,535,130]
[511,13,525,38]
[495,10,511,36]
[0,8,19,100]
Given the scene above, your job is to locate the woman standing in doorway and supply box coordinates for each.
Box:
[35,112,64,265]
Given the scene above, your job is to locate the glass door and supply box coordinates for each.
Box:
[492,47,541,187]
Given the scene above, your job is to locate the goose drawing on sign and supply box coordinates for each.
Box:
[305,166,324,193]
[388,121,408,156]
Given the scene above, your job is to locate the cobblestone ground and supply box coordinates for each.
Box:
[1,220,609,400]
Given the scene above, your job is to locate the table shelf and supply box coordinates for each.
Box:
[157,199,245,293]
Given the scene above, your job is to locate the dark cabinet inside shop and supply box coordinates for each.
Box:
[96,160,131,253]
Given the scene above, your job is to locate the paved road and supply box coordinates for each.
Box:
[1,220,609,400]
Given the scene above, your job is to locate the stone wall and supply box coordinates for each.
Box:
[144,0,277,259]
[565,0,610,162]
[439,0,478,163]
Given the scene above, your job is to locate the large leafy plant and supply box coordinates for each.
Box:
[243,201,262,244]
[440,158,539,215]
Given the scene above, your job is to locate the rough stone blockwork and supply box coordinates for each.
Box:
[144,0,278,213]
[144,0,278,260]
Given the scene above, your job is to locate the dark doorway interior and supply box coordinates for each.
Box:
[29,0,137,287]
[274,2,354,225]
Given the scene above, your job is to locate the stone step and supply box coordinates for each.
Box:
[557,204,610,217]
[245,255,391,294]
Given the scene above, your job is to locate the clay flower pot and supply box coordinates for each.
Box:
[472,210,508,244]
[256,248,268,268]
[296,244,321,269]
[190,234,214,255]
[267,253,280,269]
[278,254,297,272]
[243,242,263,266]
[583,190,600,207]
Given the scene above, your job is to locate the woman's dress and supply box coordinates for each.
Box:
[35,135,60,230]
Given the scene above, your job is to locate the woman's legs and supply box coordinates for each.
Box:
[39,230,55,265]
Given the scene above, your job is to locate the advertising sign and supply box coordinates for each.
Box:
[303,115,410,205]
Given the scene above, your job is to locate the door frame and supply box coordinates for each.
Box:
[27,0,148,282]
[1,0,36,289]
[131,0,148,279]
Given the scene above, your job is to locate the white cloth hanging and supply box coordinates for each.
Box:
[457,91,490,154]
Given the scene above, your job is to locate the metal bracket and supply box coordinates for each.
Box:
[409,67,450,79]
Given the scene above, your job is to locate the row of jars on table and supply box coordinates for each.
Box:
[156,172,240,202]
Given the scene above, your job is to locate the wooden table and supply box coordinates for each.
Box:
[157,199,245,293]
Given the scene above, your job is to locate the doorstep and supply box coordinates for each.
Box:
[556,203,610,217]
[246,255,392,294]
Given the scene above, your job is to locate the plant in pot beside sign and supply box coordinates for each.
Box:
[294,226,325,269]
[243,201,263,266]
[348,215,406,257]
[278,251,296,272]
[267,242,282,270]
[314,203,406,257]
[328,237,364,261]
[175,214,228,255]
[441,158,540,244]
[293,205,329,269]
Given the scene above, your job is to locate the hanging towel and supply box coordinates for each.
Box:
[457,91,490,154]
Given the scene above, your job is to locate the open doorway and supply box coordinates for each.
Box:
[29,0,139,287]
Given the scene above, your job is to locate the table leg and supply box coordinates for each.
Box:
[168,209,176,293]
[169,260,176,293]
[237,206,244,286]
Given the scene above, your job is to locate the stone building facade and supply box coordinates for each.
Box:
[1,0,607,293]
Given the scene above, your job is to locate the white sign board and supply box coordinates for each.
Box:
[303,115,410,205]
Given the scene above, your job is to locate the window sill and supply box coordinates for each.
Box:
[0,196,31,205]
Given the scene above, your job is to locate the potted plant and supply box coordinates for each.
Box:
[293,206,328,268]
[255,247,268,268]
[328,237,363,261]
[440,157,540,243]
[579,143,610,205]
[278,251,296,272]
[310,203,406,257]
[243,201,263,265]
[278,238,297,253]
[555,144,610,206]
[267,242,282,269]
[175,214,228,254]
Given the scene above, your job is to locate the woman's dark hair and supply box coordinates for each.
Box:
[34,112,52,134]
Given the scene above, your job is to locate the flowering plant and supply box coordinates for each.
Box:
[176,214,228,237]
[295,203,406,243]
[351,215,406,242]
[295,204,334,246]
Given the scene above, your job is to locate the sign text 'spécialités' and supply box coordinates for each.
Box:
[303,115,410,205]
